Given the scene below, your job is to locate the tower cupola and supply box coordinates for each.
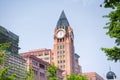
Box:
[106,68,116,80]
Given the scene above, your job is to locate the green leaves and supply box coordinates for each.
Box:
[23,66,36,80]
[101,0,120,9]
[0,42,10,51]
[0,43,18,80]
[67,73,87,80]
[101,0,120,62]
[101,46,120,62]
[46,63,58,80]
[0,66,17,80]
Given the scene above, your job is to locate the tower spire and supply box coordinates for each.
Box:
[56,10,70,27]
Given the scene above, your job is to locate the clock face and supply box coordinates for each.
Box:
[56,30,65,38]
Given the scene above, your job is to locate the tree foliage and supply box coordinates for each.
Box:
[0,42,10,66]
[23,66,36,80]
[46,63,58,80]
[0,43,17,80]
[101,0,120,62]
[0,66,17,80]
[67,73,87,80]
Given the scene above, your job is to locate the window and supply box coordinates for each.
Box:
[39,64,45,69]
[60,51,62,54]
[63,60,65,63]
[59,65,62,69]
[57,46,59,49]
[40,72,45,78]
[44,53,49,56]
[52,53,54,55]
[57,51,59,54]
[63,45,65,49]
[39,54,43,56]
[60,56,62,58]
[44,57,49,60]
[63,65,65,68]
[57,45,65,49]
[58,61,59,63]
[32,61,37,66]
[60,45,62,49]
[32,69,38,75]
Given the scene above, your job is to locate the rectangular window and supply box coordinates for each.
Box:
[63,45,65,49]
[58,60,59,63]
[44,57,49,60]
[60,45,62,49]
[40,72,45,78]
[39,54,43,56]
[63,60,65,63]
[57,46,59,49]
[60,65,62,68]
[60,60,62,63]
[39,64,45,69]
[44,53,49,56]
[63,65,65,68]
[59,65,62,69]
[60,56,62,58]
[32,69,38,75]
[60,51,62,54]
[32,61,37,66]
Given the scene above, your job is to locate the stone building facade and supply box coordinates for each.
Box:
[21,11,82,80]
[21,53,63,80]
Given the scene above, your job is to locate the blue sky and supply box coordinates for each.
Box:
[0,0,120,79]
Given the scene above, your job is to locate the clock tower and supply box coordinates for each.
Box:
[53,11,80,79]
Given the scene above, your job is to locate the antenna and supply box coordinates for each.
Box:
[109,66,111,71]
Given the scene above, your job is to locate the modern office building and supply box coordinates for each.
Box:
[21,53,63,80]
[0,26,26,79]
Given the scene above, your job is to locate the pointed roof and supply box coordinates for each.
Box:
[56,11,70,27]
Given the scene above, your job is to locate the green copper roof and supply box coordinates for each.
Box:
[56,11,70,27]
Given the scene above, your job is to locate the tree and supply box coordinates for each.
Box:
[101,0,120,62]
[0,43,17,80]
[0,42,10,66]
[0,66,17,80]
[23,66,36,80]
[67,73,87,80]
[46,63,58,80]
[0,30,35,80]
